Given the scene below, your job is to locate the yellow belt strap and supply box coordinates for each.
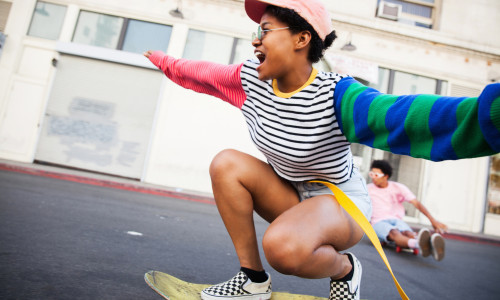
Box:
[311,180,410,300]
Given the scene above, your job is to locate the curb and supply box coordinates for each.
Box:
[0,162,215,205]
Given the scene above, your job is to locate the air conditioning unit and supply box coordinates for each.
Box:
[377,1,402,21]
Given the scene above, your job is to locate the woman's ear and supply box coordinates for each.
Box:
[295,30,312,50]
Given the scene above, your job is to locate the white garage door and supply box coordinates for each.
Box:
[35,54,162,179]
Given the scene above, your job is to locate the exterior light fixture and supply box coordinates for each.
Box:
[341,33,356,51]
[169,0,184,19]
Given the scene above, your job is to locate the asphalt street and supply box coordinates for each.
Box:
[1,167,500,299]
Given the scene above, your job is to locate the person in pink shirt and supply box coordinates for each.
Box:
[368,160,448,261]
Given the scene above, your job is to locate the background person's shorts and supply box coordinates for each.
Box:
[289,168,372,221]
[372,219,413,242]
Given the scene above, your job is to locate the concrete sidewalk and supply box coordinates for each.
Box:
[1,158,499,247]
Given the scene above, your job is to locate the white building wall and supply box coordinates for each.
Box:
[0,0,499,233]
[420,158,490,233]
[440,0,500,48]
[0,0,56,162]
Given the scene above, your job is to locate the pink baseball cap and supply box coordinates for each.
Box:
[245,0,333,41]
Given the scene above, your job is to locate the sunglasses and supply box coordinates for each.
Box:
[252,25,290,41]
[369,171,385,178]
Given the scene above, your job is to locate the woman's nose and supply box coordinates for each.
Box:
[252,37,261,47]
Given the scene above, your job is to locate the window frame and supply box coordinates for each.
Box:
[182,27,254,65]
[27,1,68,40]
[72,10,173,54]
[70,9,254,63]
[370,67,447,95]
[229,37,254,64]
[377,0,442,30]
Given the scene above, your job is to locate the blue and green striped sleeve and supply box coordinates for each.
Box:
[333,77,500,161]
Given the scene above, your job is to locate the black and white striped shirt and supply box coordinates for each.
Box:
[240,60,353,184]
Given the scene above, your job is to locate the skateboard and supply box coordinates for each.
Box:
[381,242,419,255]
[144,270,327,299]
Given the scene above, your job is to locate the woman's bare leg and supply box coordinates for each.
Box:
[262,195,365,279]
[209,149,300,271]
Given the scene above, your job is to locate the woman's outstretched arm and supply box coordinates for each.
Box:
[145,50,247,109]
[333,77,500,161]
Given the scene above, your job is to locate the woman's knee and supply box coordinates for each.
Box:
[262,227,307,275]
[209,149,240,179]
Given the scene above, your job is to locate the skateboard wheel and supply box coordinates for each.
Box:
[396,246,401,253]
[414,249,419,255]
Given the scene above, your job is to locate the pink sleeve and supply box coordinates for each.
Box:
[396,183,416,203]
[148,51,247,109]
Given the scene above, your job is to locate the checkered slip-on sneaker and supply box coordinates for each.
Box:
[200,271,272,300]
[430,233,445,261]
[329,253,362,300]
[417,228,431,257]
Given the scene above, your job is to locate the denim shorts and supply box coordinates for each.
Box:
[372,219,413,242]
[289,168,372,221]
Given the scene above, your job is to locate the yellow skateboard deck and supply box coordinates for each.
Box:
[144,270,327,300]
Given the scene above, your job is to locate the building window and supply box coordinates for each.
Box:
[27,1,67,40]
[121,19,172,54]
[183,29,254,64]
[183,30,233,64]
[73,11,123,49]
[377,0,439,29]
[369,68,447,95]
[368,68,391,93]
[487,154,500,215]
[73,11,172,54]
[231,38,255,64]
[393,70,437,94]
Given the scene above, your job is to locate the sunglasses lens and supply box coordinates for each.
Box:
[257,26,262,40]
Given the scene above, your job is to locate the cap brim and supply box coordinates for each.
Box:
[245,0,270,24]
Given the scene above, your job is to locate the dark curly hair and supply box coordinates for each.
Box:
[265,6,336,63]
[370,160,393,178]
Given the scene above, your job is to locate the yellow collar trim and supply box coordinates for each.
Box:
[272,68,318,98]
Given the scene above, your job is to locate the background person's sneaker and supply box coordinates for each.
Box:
[201,271,271,300]
[417,228,431,257]
[431,233,445,261]
[329,253,362,300]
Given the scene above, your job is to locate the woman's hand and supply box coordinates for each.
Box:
[143,50,154,58]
